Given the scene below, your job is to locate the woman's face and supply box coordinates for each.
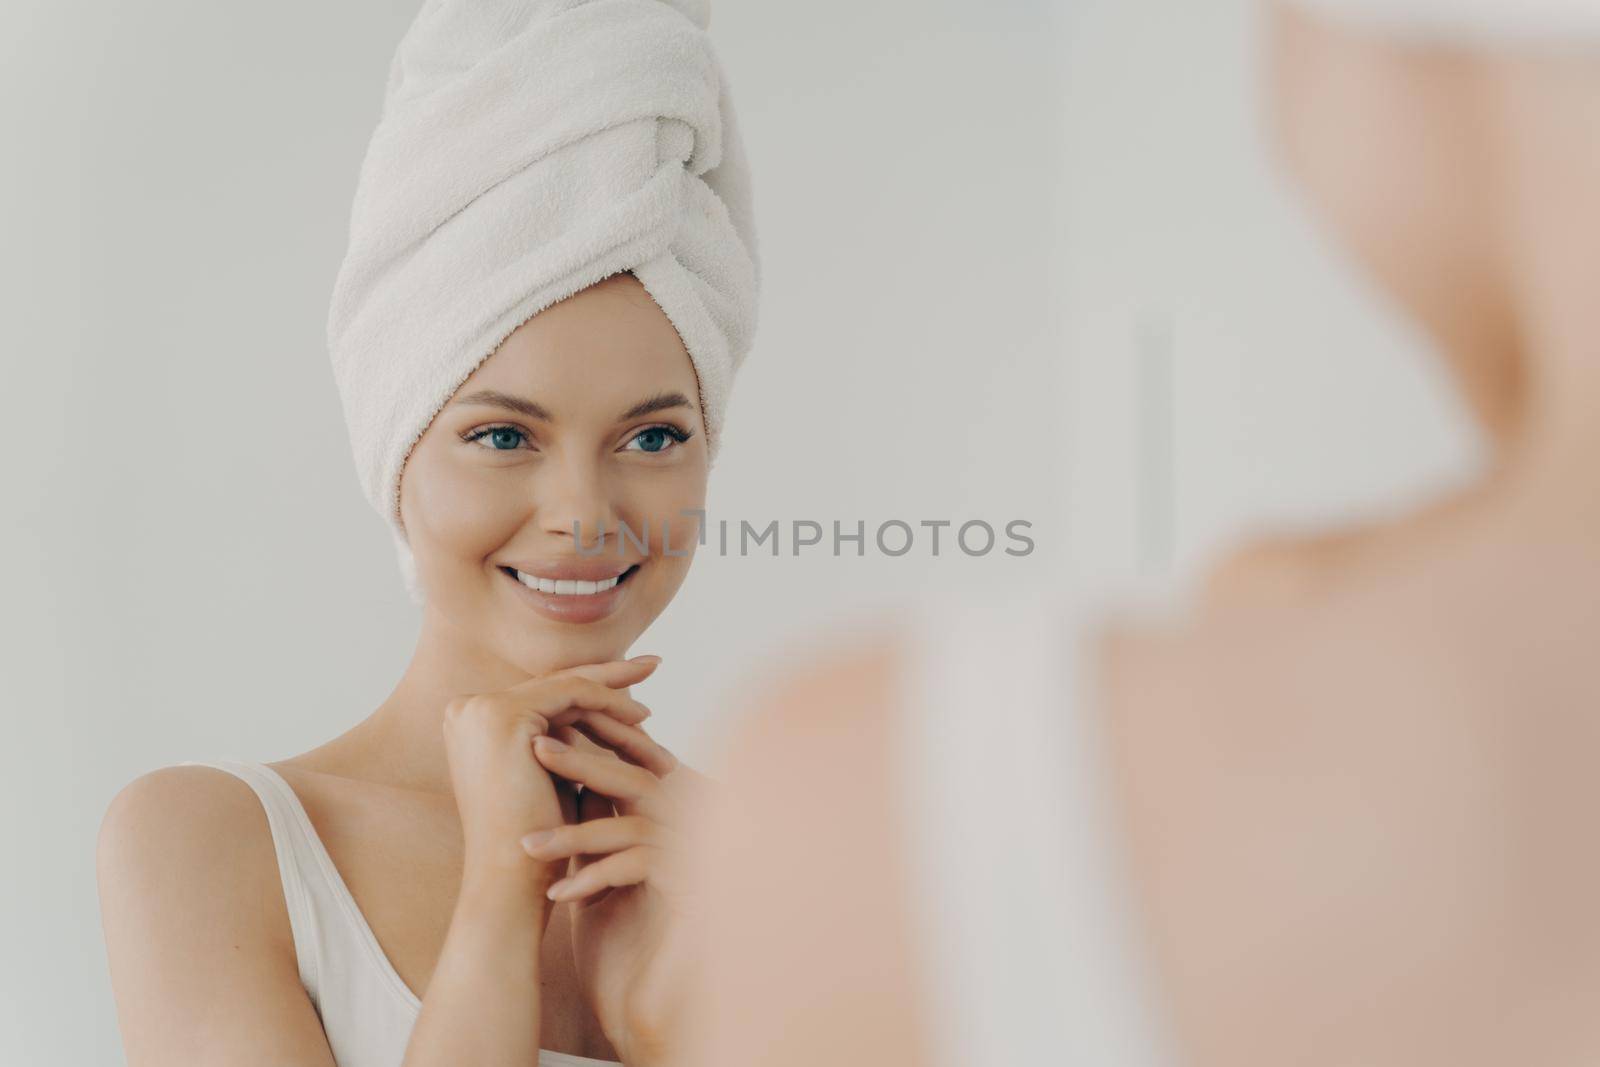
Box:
[397,271,709,669]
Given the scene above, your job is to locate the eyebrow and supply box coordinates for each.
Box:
[454,389,552,421]
[453,388,694,423]
[618,391,695,421]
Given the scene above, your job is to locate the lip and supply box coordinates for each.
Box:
[499,563,639,625]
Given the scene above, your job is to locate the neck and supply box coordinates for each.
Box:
[1483,45,1600,524]
[1496,374,1600,535]
[335,607,583,795]
[1202,343,1600,613]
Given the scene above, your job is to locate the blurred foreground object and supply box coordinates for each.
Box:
[675,4,1600,1066]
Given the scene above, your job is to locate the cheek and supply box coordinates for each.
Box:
[620,467,707,562]
[402,446,527,557]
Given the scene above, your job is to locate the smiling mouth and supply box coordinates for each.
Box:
[499,564,640,596]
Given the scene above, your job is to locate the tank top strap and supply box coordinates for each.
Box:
[892,578,1178,1065]
[178,759,325,1008]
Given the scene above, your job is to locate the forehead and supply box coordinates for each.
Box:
[456,274,699,411]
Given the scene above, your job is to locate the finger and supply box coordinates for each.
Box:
[532,734,668,820]
[567,655,661,704]
[552,720,588,750]
[545,845,656,902]
[507,673,655,728]
[543,724,595,801]
[556,656,661,691]
[548,723,617,820]
[575,765,616,824]
[553,772,580,827]
[520,814,661,860]
[569,708,680,778]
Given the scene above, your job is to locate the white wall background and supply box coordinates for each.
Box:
[1055,0,1480,593]
[1,0,1476,1062]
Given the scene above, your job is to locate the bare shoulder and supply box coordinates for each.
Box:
[97,765,334,1066]
[696,615,927,1067]
[97,765,284,920]
[96,763,291,978]
[101,763,270,843]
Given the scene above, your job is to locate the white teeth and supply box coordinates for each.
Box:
[515,570,624,596]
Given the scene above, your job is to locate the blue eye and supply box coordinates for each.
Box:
[463,424,531,451]
[624,424,692,454]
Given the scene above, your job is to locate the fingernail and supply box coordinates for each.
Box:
[535,735,568,753]
[546,878,573,900]
[630,654,662,664]
[521,830,556,853]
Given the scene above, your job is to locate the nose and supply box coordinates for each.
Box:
[535,453,620,553]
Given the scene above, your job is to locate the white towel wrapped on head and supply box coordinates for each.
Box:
[326,0,759,604]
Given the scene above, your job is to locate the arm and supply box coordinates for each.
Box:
[97,767,340,1067]
[406,660,665,1065]
[97,766,557,1067]
[99,663,656,1066]
[399,850,553,1067]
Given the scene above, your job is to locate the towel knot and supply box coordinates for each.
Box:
[326,0,760,604]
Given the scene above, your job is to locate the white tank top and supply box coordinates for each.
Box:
[895,578,1183,1065]
[177,759,621,1067]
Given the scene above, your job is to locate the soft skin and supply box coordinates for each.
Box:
[398,270,708,678]
[99,271,719,1067]
[683,10,1600,1067]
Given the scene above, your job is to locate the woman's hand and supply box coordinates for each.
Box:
[441,656,659,884]
[520,702,720,1067]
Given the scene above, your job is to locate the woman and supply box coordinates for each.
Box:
[96,1,758,1064]
[687,1,1600,1065]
